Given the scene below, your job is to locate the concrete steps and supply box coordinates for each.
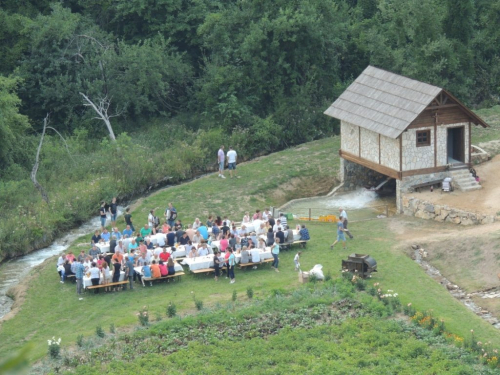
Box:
[450,169,482,192]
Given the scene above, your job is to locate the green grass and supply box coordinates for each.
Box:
[473,105,500,145]
[2,135,500,366]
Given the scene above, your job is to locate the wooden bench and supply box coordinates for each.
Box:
[191,268,215,275]
[281,240,307,250]
[141,272,185,286]
[65,274,76,282]
[87,280,129,292]
[410,179,442,193]
[238,258,274,270]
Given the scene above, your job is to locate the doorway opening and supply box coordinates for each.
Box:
[447,127,465,164]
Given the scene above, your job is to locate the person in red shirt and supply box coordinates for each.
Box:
[159,247,170,262]
[158,260,168,276]
[150,260,161,278]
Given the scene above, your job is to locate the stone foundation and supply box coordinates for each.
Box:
[402,195,496,225]
[340,158,391,191]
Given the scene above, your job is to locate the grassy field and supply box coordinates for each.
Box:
[2,134,500,367]
[473,105,500,154]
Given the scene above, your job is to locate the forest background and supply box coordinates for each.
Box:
[1,0,499,261]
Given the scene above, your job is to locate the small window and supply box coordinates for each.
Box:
[416,130,431,147]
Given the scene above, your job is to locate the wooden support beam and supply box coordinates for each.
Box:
[339,150,401,180]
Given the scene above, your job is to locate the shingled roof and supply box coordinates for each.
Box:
[324,66,482,139]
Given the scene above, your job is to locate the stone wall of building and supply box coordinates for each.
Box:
[401,126,435,171]
[380,135,400,170]
[360,127,379,164]
[401,196,496,225]
[340,121,359,155]
[395,172,451,213]
[340,158,389,191]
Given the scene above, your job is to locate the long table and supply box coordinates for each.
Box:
[83,271,125,288]
[181,248,273,271]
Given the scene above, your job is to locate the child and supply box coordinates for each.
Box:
[294,251,302,271]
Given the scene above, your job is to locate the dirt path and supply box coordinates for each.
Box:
[414,155,500,215]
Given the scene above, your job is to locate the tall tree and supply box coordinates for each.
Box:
[443,0,475,45]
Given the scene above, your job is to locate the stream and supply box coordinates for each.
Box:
[0,207,124,319]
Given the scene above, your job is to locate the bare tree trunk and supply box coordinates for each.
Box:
[31,114,50,204]
[79,92,118,141]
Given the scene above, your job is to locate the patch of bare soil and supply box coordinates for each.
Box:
[389,215,500,322]
[413,155,500,215]
[1,280,30,324]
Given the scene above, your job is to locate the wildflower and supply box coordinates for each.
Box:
[387,290,393,292]
[484,353,488,357]
[393,293,398,297]
[471,329,474,333]
[478,342,482,346]
[408,303,412,307]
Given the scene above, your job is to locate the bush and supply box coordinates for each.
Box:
[195,300,204,311]
[76,334,84,348]
[96,325,105,338]
[246,287,254,299]
[138,306,149,326]
[232,290,237,302]
[167,303,177,318]
[47,337,61,359]
[109,323,115,334]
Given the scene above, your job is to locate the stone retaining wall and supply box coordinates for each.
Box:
[402,195,496,225]
[340,159,389,191]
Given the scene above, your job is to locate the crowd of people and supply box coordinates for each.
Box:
[57,203,312,294]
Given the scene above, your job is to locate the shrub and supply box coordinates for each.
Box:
[309,274,318,284]
[167,303,177,318]
[155,313,163,322]
[324,271,332,282]
[232,290,237,302]
[246,287,254,299]
[109,323,115,334]
[96,325,105,338]
[195,300,204,311]
[47,337,61,359]
[137,306,149,326]
[76,334,84,348]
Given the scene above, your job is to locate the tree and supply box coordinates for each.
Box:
[443,0,475,45]
[0,75,31,171]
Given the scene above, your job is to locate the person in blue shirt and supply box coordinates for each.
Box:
[142,264,152,278]
[331,216,346,250]
[101,228,111,242]
[74,260,85,296]
[166,228,176,246]
[112,227,122,240]
[122,225,133,238]
[165,202,177,228]
[299,225,310,241]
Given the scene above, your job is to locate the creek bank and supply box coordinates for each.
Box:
[410,244,500,329]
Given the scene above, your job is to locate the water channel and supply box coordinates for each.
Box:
[0,207,124,319]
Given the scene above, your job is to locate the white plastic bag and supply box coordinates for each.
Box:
[309,264,324,280]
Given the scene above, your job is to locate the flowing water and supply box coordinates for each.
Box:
[0,207,124,319]
[285,189,396,221]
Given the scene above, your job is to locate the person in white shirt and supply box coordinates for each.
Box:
[217,145,226,178]
[192,218,201,230]
[256,223,266,236]
[242,212,251,224]
[273,219,282,233]
[226,146,238,178]
[115,240,125,254]
[294,251,301,271]
[279,213,287,228]
[198,245,209,256]
[339,207,354,239]
[262,209,270,221]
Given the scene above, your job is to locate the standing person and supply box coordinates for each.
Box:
[227,248,236,283]
[294,251,302,271]
[74,259,85,297]
[217,145,226,179]
[125,256,135,290]
[124,208,135,232]
[339,207,354,239]
[213,251,221,281]
[331,216,347,250]
[102,262,111,292]
[99,201,107,229]
[89,262,101,294]
[165,202,177,228]
[226,146,238,178]
[271,239,280,272]
[109,197,118,227]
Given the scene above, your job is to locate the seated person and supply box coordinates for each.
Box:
[142,264,152,278]
[153,245,163,258]
[188,247,198,258]
[185,224,195,241]
[63,259,74,278]
[77,250,86,263]
[192,231,202,244]
[256,223,266,236]
[258,237,266,250]
[140,224,152,238]
[167,257,176,275]
[101,228,111,242]
[184,240,193,254]
[66,251,75,262]
[174,220,183,231]
[159,247,170,262]
[247,238,254,249]
[206,215,214,228]
[161,222,170,234]
[136,253,150,267]
[89,245,101,259]
[122,225,133,238]
[275,227,285,245]
[198,244,209,256]
[138,240,148,256]
[179,232,190,245]
[150,260,161,278]
[219,235,229,252]
[83,256,92,271]
[145,238,154,250]
[156,233,166,247]
[197,225,208,241]
[91,230,101,245]
[299,225,310,241]
[166,229,176,246]
[128,238,138,254]
[192,218,201,230]
[115,240,125,254]
[112,251,124,265]
[158,260,168,276]
[228,234,237,250]
[112,227,122,240]
[240,235,249,248]
[240,247,250,264]
[221,221,230,237]
[250,247,260,263]
[266,228,275,246]
[250,232,257,247]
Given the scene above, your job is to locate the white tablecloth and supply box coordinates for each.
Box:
[83,271,125,288]
[96,242,110,253]
[181,248,272,271]
[293,230,301,241]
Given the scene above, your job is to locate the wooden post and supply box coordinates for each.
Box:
[308,208,311,222]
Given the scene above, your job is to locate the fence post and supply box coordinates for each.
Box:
[308,208,311,222]
[385,205,388,217]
